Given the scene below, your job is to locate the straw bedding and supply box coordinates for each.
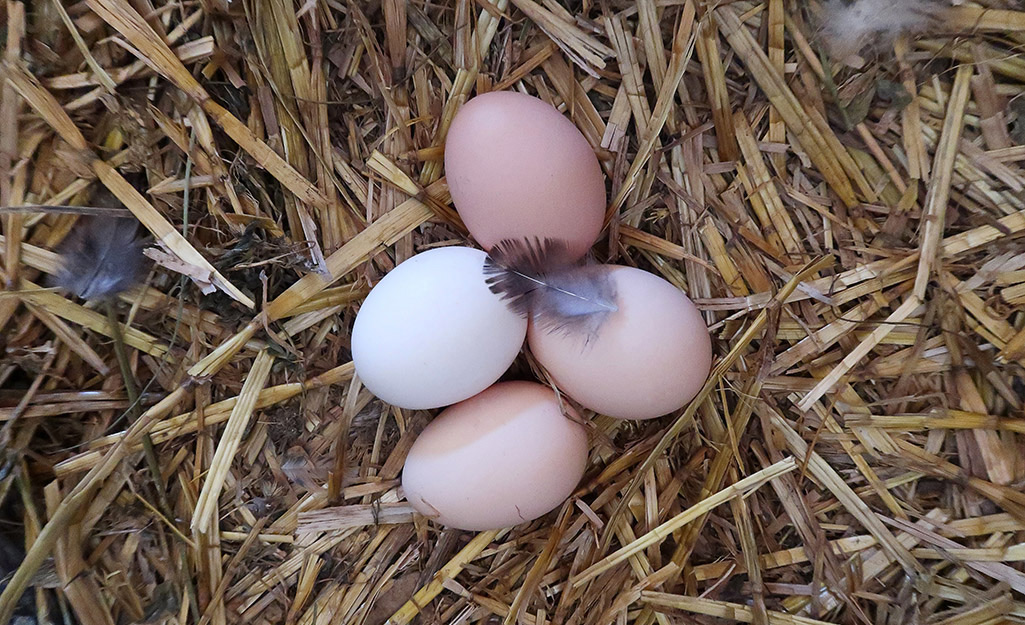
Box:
[1,1,1025,624]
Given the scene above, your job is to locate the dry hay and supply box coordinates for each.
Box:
[1,0,1025,624]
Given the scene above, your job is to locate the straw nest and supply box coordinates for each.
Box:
[2,0,1025,624]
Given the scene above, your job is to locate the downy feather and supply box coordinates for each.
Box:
[281,447,322,488]
[483,238,618,339]
[819,0,942,60]
[55,215,148,301]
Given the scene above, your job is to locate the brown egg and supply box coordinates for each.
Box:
[444,91,606,260]
[401,381,588,530]
[528,266,712,420]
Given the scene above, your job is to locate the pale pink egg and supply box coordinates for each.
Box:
[444,91,606,260]
[401,381,588,530]
[528,266,712,420]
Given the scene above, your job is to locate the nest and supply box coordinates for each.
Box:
[2,0,1025,624]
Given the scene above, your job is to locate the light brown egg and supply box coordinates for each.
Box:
[444,91,606,260]
[528,266,712,420]
[401,381,588,530]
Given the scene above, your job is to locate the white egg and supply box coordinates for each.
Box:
[352,246,527,409]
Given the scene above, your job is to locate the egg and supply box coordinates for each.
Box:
[401,381,588,530]
[351,247,527,410]
[528,266,712,420]
[445,91,606,260]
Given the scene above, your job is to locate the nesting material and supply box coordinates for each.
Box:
[819,0,943,59]
[54,215,148,301]
[484,238,618,338]
[1,1,1025,625]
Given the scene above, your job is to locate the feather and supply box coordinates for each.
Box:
[54,215,148,301]
[483,238,618,339]
[281,446,324,488]
[819,0,942,60]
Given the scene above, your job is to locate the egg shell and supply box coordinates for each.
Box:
[401,381,589,530]
[528,266,712,420]
[351,247,527,410]
[445,91,606,260]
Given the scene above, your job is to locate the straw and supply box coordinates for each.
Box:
[3,2,1025,624]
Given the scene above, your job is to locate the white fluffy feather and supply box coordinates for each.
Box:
[820,0,943,59]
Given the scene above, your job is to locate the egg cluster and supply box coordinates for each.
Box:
[352,91,713,531]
